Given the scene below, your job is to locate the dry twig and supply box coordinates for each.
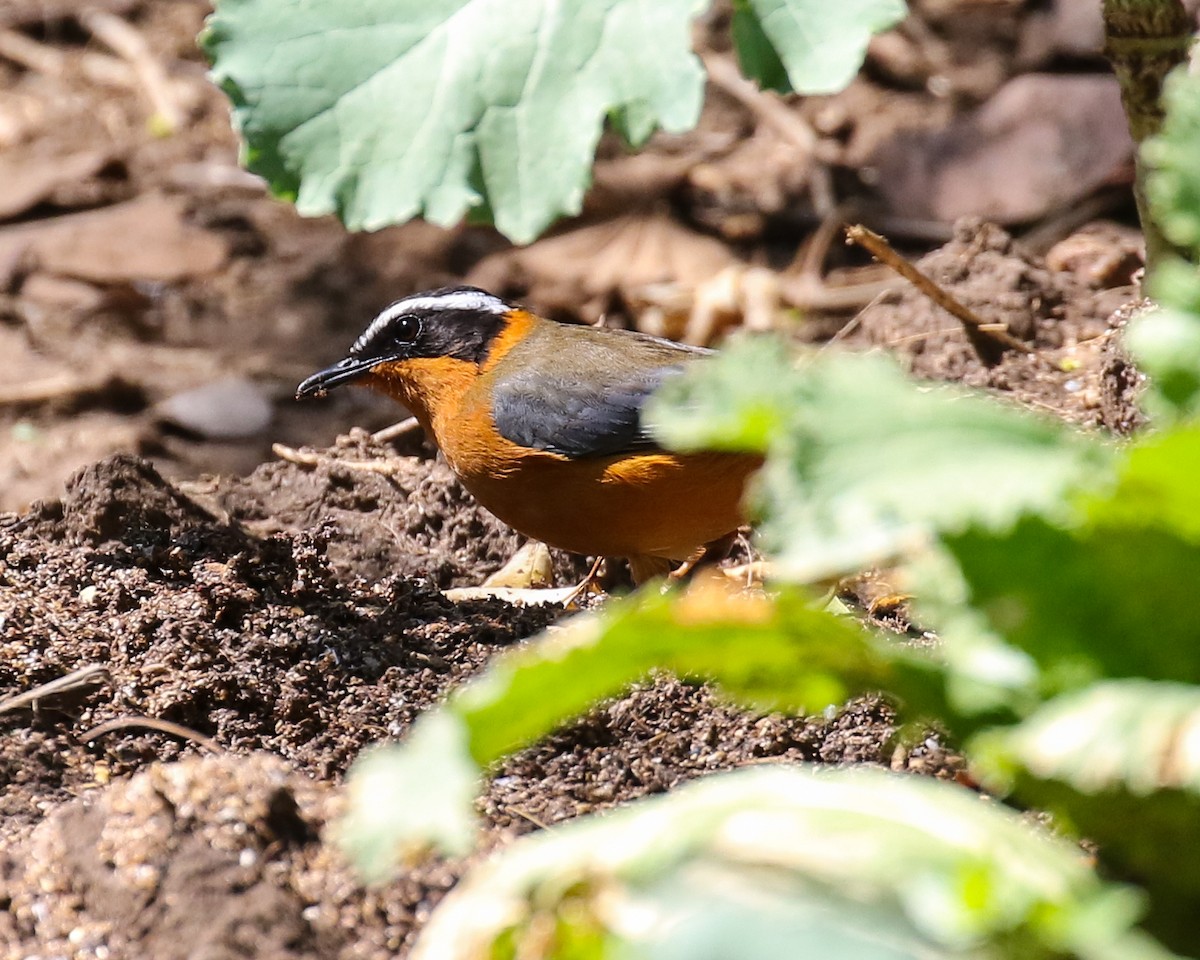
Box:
[371,416,422,444]
[784,211,904,313]
[0,25,134,87]
[82,9,184,132]
[0,664,108,715]
[0,373,118,408]
[846,223,1035,364]
[702,52,836,217]
[81,715,221,753]
[272,441,410,477]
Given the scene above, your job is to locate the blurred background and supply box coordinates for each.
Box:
[0,0,1171,511]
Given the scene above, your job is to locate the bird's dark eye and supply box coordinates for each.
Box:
[392,316,421,344]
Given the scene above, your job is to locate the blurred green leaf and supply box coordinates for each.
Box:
[1083,420,1200,540]
[907,545,1043,724]
[1149,259,1200,317]
[973,682,1200,956]
[1146,68,1200,261]
[646,335,802,452]
[946,516,1200,692]
[343,582,955,874]
[1140,66,1200,420]
[410,766,1171,960]
[1125,306,1200,421]
[732,0,908,95]
[340,712,479,879]
[974,681,1200,796]
[650,342,1114,581]
[457,583,951,762]
[203,0,707,243]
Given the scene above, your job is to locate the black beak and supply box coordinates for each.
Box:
[296,356,380,400]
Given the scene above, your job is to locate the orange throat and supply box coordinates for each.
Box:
[363,356,477,439]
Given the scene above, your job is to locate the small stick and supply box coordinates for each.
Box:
[784,209,905,313]
[0,374,111,408]
[846,223,1034,363]
[0,26,143,89]
[559,555,606,609]
[0,27,67,75]
[0,664,108,715]
[81,715,221,753]
[82,10,184,133]
[272,442,408,477]
[371,417,421,444]
[507,806,551,830]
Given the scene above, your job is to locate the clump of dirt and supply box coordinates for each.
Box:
[852,219,1140,430]
[0,453,560,824]
[1,450,955,958]
[188,430,557,589]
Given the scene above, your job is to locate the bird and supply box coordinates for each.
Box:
[296,286,759,583]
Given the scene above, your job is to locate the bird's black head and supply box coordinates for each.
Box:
[296,286,513,398]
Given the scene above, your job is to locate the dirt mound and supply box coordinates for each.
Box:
[191,430,581,589]
[853,220,1141,432]
[1,451,952,958]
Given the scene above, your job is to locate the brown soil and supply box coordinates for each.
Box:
[0,0,1158,957]
[0,449,950,958]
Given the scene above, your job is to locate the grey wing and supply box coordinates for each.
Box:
[492,364,686,459]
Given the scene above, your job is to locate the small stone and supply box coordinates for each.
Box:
[156,377,273,440]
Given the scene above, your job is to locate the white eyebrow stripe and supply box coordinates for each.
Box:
[351,289,509,355]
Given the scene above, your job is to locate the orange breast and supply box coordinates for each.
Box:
[436,384,758,559]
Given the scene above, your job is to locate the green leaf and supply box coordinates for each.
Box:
[411,766,1172,960]
[1145,68,1200,262]
[1140,67,1200,420]
[1149,259,1200,317]
[972,682,1200,957]
[339,711,480,880]
[649,341,1114,582]
[1084,420,1200,541]
[906,545,1042,724]
[1125,306,1200,421]
[946,517,1200,691]
[733,0,907,95]
[975,681,1200,796]
[454,585,947,764]
[203,0,707,243]
[916,422,1200,724]
[731,1,791,93]
[342,582,954,874]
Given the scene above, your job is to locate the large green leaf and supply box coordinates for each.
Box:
[1124,306,1200,422]
[946,516,1200,691]
[946,421,1200,693]
[1145,68,1200,262]
[975,681,1200,796]
[1137,67,1200,419]
[648,340,1114,581]
[1083,419,1200,541]
[341,582,953,878]
[341,711,480,873]
[410,766,1172,960]
[203,0,707,243]
[733,0,908,95]
[973,682,1200,956]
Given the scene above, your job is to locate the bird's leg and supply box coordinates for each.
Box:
[667,531,740,582]
[560,555,607,607]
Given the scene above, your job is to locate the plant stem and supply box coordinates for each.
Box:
[1103,0,1193,273]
